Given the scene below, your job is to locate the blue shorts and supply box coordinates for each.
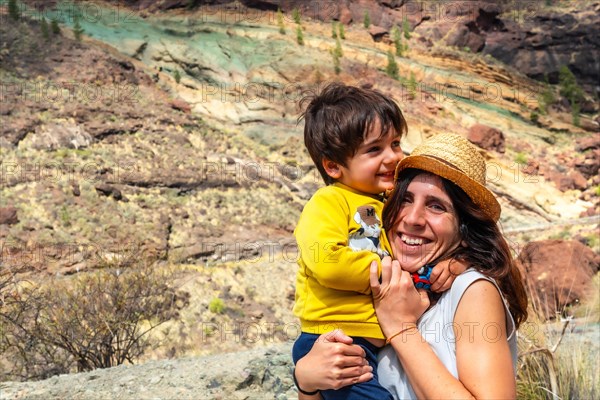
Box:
[292,332,393,400]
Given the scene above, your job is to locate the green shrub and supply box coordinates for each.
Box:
[292,8,301,24]
[296,25,304,45]
[174,69,181,83]
[331,21,337,38]
[363,10,370,28]
[8,0,20,21]
[558,66,584,126]
[41,17,50,39]
[402,17,411,39]
[332,51,341,75]
[334,38,343,57]
[338,23,345,39]
[514,152,527,165]
[277,8,285,34]
[385,50,399,79]
[51,19,61,35]
[209,297,225,314]
[73,15,84,42]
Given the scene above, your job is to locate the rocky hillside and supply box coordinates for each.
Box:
[0,0,598,395]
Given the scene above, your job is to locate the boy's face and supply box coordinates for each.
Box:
[327,119,403,195]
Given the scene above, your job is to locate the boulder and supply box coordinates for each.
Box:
[27,122,93,150]
[517,240,600,320]
[368,25,388,42]
[467,123,505,153]
[0,207,19,225]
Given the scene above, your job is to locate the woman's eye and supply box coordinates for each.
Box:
[429,203,446,212]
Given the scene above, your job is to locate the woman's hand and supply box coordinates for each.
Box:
[294,329,373,394]
[369,257,430,336]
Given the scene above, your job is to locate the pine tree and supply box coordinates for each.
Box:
[73,15,84,42]
[292,8,301,24]
[51,19,61,35]
[558,66,584,126]
[391,25,403,56]
[385,51,398,80]
[338,23,345,40]
[277,8,285,35]
[332,51,341,75]
[331,21,337,39]
[363,10,371,28]
[408,71,417,99]
[174,70,181,84]
[8,0,20,21]
[41,17,50,40]
[296,25,304,45]
[403,17,411,40]
[334,37,343,58]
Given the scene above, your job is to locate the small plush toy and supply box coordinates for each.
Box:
[411,263,435,291]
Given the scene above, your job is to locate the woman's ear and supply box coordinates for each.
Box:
[322,159,342,179]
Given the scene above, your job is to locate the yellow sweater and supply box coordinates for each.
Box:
[293,183,392,339]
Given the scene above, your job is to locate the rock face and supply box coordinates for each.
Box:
[517,240,600,319]
[0,343,297,399]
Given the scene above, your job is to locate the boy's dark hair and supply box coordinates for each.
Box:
[298,82,408,185]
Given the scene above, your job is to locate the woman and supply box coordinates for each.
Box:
[293,133,528,399]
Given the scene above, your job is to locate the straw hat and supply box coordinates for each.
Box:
[394,133,501,222]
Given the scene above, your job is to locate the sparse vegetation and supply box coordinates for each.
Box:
[296,25,304,45]
[338,23,345,40]
[332,50,341,75]
[209,297,225,314]
[391,25,405,57]
[514,152,528,165]
[363,10,371,28]
[408,71,417,100]
[517,278,600,400]
[8,0,20,21]
[334,37,343,58]
[0,258,188,380]
[73,15,84,42]
[174,69,181,83]
[402,17,411,40]
[558,66,584,126]
[51,19,61,35]
[292,8,301,25]
[277,8,285,35]
[40,17,50,39]
[331,21,337,39]
[385,50,399,79]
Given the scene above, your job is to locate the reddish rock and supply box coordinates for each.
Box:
[517,240,600,320]
[575,136,600,152]
[569,170,588,191]
[171,98,192,113]
[0,207,19,225]
[367,25,388,42]
[575,148,600,179]
[467,123,505,153]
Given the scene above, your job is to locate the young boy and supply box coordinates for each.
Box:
[291,83,406,399]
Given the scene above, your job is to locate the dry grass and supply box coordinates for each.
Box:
[517,275,600,399]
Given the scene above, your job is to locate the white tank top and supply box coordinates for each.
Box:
[377,269,517,399]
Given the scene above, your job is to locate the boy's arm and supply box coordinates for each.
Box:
[429,259,468,292]
[296,193,380,294]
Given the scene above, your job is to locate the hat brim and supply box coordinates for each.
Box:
[395,155,501,222]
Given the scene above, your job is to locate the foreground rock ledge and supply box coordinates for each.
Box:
[0,343,295,400]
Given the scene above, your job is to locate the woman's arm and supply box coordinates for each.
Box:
[370,259,516,399]
[293,329,373,399]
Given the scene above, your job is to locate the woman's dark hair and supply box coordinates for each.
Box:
[384,168,528,329]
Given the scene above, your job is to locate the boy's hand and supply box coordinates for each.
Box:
[429,259,468,292]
